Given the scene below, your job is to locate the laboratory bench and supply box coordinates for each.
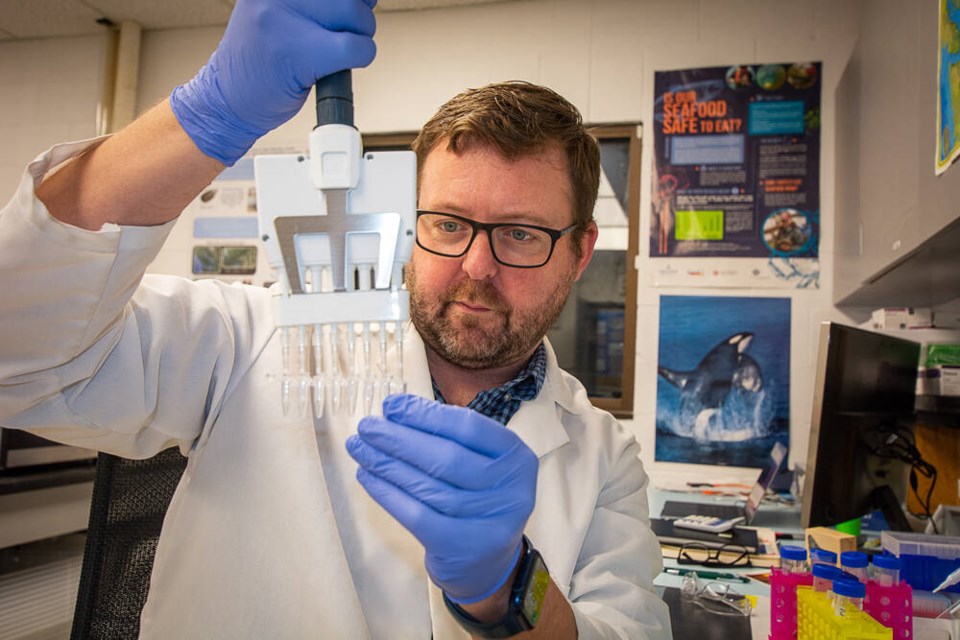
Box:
[650,488,960,639]
[651,488,801,639]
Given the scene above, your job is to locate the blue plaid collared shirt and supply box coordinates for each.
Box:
[432,343,547,426]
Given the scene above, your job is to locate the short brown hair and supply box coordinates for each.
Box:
[412,81,600,236]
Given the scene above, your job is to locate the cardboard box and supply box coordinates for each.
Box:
[942,366,960,396]
[805,526,857,557]
[921,365,960,396]
[926,344,960,367]
[870,307,934,330]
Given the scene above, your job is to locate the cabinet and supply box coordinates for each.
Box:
[834,0,960,307]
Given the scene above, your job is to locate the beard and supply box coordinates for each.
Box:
[407,264,577,370]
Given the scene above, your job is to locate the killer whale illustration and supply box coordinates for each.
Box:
[658,332,766,441]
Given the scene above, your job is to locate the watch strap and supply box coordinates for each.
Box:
[442,536,547,638]
[443,594,529,638]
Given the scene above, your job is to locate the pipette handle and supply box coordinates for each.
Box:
[315,70,354,128]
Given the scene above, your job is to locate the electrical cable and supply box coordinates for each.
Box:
[866,421,940,534]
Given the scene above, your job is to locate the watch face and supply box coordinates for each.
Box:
[519,554,550,627]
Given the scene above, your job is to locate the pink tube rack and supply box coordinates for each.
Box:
[863,580,912,640]
[769,566,814,639]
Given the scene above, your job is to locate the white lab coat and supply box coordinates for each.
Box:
[0,140,671,639]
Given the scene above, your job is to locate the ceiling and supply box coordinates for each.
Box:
[0,0,509,40]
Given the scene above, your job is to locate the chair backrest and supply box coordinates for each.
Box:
[71,448,187,640]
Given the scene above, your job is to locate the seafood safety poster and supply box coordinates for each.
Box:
[650,63,821,289]
[655,295,790,468]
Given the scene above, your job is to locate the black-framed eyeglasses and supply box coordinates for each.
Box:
[676,543,752,568]
[415,210,578,268]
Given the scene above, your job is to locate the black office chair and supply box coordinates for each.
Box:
[71,448,187,640]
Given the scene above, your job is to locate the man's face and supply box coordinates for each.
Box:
[407,142,597,370]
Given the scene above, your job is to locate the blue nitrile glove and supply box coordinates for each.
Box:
[346,393,539,604]
[170,0,377,165]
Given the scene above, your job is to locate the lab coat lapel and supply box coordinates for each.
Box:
[506,339,571,459]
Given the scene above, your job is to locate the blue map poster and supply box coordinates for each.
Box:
[938,0,960,175]
[655,295,790,468]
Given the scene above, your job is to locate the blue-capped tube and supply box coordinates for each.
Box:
[813,563,843,593]
[810,548,837,566]
[840,551,868,583]
[780,545,807,574]
[832,578,865,617]
[872,554,901,587]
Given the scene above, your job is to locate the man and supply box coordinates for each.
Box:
[0,0,670,637]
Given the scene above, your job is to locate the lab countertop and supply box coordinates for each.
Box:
[650,488,803,639]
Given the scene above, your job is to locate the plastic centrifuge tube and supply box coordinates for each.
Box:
[832,577,865,617]
[779,545,808,574]
[311,324,325,418]
[840,551,869,582]
[810,548,837,566]
[813,563,843,593]
[872,554,901,587]
[394,320,405,393]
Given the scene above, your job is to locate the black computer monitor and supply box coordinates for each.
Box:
[801,322,922,530]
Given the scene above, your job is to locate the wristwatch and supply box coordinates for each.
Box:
[443,536,550,638]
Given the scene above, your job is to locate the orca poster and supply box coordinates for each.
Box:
[655,295,790,468]
[650,63,821,290]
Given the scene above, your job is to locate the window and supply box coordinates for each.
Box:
[546,125,641,418]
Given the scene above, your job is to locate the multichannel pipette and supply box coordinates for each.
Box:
[255,70,416,421]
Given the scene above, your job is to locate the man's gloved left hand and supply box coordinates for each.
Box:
[170,0,378,166]
[346,394,539,604]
